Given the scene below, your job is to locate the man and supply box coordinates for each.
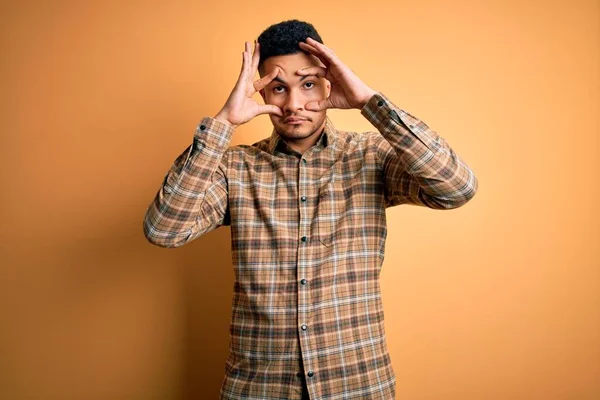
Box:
[144,19,478,400]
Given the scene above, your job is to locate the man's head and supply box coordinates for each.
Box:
[257,20,331,147]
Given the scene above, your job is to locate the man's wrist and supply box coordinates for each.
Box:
[214,113,238,129]
[357,90,377,110]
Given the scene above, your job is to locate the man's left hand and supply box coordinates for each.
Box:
[297,37,377,111]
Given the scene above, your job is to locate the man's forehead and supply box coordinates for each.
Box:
[263,52,323,74]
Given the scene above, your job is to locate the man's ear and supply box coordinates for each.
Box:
[259,89,266,102]
[325,80,331,98]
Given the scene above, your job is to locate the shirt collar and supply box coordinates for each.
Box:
[267,116,338,155]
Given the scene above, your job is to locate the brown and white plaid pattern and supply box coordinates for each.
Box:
[143,92,478,399]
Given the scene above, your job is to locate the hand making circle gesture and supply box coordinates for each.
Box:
[215,41,283,128]
[297,37,377,111]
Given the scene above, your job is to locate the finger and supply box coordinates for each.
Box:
[298,41,323,61]
[239,46,247,72]
[296,65,327,78]
[304,37,339,65]
[240,42,252,79]
[253,67,279,92]
[244,41,252,69]
[298,42,330,69]
[298,41,318,52]
[250,40,260,74]
[235,50,247,87]
[305,37,336,56]
[238,50,250,83]
[256,104,283,117]
[305,98,331,112]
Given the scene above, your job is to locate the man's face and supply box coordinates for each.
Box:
[259,52,331,144]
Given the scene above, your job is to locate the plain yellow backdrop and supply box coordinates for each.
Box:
[1,0,598,399]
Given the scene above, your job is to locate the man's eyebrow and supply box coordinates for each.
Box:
[272,74,316,85]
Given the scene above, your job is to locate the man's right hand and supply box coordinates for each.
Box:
[215,41,282,128]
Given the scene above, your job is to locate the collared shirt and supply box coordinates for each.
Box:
[143,92,478,399]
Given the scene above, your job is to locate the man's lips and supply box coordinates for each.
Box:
[283,117,309,123]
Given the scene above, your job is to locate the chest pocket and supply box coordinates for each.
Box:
[316,175,364,247]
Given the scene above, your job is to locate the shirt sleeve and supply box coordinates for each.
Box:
[361,92,478,209]
[143,117,234,248]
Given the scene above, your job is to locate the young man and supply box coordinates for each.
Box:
[144,20,478,400]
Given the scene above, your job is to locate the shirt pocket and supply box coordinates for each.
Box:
[316,179,351,247]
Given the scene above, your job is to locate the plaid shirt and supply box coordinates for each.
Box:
[143,92,478,399]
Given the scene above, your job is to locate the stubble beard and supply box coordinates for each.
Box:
[275,114,326,143]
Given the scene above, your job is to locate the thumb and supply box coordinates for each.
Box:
[256,104,283,117]
[305,99,331,112]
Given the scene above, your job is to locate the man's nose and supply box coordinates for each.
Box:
[283,89,304,113]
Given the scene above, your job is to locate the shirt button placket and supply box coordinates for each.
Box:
[297,155,313,389]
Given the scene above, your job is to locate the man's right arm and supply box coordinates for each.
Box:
[143,117,234,248]
[143,40,282,247]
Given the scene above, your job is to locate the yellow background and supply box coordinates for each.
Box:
[1,0,598,398]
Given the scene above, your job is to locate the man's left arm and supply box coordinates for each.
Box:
[294,37,477,209]
[361,92,478,209]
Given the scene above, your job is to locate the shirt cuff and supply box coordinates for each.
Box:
[360,92,440,152]
[193,116,235,152]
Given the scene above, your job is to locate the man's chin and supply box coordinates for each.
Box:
[277,124,312,138]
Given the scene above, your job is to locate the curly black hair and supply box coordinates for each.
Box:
[257,19,323,74]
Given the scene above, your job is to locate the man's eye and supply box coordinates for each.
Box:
[272,82,314,93]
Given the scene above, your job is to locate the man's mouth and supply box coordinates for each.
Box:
[283,117,308,124]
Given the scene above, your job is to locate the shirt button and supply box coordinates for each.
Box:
[301,236,307,243]
[302,158,307,164]
[301,196,307,202]
[199,124,206,131]
[300,279,307,285]
[377,100,384,107]
[296,372,303,378]
[301,324,307,331]
[307,371,314,377]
